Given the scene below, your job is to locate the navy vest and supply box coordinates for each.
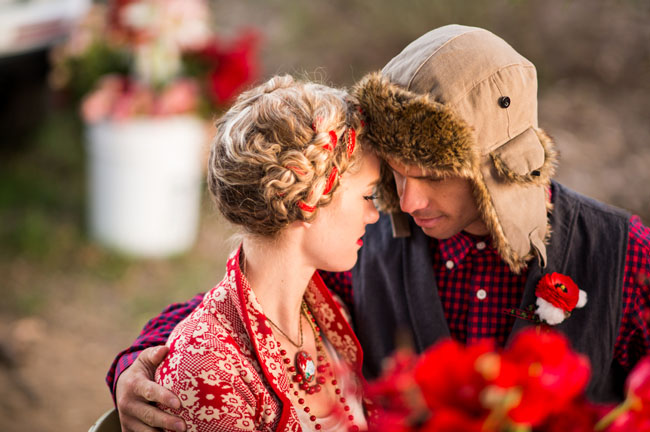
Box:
[352,182,630,402]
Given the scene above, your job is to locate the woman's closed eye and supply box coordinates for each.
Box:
[363,194,377,201]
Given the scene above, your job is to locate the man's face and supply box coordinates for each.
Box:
[387,158,488,239]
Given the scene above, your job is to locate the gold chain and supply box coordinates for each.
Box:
[242,253,304,349]
[266,312,304,348]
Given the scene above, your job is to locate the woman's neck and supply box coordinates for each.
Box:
[241,234,315,339]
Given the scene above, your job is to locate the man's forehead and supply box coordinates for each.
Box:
[385,157,432,177]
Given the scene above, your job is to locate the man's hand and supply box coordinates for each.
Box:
[115,346,186,432]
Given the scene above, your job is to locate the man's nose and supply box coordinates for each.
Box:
[398,178,428,214]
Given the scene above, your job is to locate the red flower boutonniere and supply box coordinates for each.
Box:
[534,272,587,325]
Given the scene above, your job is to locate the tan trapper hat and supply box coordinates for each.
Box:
[353,25,557,273]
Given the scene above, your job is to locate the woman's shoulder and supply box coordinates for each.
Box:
[155,280,283,430]
[165,278,250,355]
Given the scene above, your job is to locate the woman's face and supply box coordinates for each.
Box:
[301,152,381,272]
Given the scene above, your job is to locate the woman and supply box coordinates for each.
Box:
[155,75,380,431]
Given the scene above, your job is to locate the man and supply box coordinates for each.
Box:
[107,25,650,432]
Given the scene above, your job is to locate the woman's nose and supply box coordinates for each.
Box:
[364,198,380,225]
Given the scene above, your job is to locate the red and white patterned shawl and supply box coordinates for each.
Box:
[155,246,364,431]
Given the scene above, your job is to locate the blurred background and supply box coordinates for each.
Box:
[1,0,649,430]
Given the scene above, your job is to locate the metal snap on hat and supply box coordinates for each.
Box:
[353,24,557,273]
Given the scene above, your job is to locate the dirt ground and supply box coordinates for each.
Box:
[0,210,236,432]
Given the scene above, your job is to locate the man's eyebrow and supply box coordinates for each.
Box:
[412,174,444,181]
[387,163,443,180]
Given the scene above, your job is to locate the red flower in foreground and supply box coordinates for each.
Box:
[365,347,426,431]
[414,339,496,425]
[602,357,650,431]
[627,356,650,407]
[498,328,591,426]
[539,397,608,432]
[419,407,486,432]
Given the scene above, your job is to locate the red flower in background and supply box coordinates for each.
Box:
[60,0,260,122]
[191,31,260,105]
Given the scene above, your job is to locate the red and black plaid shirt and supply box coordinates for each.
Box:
[107,216,650,398]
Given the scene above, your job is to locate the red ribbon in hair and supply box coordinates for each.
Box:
[324,130,338,152]
[347,128,356,157]
[296,166,338,213]
[287,165,307,176]
[297,201,316,212]
[323,167,339,195]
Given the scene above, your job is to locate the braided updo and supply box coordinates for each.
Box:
[207,75,366,237]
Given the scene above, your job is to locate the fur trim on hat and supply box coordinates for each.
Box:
[354,72,477,179]
[353,72,558,274]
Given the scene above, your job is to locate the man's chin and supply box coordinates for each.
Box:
[420,226,456,240]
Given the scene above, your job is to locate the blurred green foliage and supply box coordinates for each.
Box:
[0,109,84,259]
[63,41,130,102]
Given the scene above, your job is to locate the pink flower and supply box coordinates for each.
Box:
[81,75,125,123]
[110,83,154,121]
[154,79,199,116]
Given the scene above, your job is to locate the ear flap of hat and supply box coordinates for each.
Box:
[490,128,556,186]
[476,128,557,273]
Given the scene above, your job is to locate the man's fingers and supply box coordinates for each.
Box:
[134,379,181,409]
[115,346,185,432]
[138,346,170,373]
[128,403,187,432]
[119,414,159,432]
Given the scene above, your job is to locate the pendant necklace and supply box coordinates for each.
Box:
[266,302,320,390]
[278,301,360,432]
[241,256,359,430]
[242,255,319,388]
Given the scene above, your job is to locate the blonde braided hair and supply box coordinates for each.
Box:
[207,75,365,237]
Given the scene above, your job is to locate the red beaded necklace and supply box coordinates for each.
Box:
[275,301,360,432]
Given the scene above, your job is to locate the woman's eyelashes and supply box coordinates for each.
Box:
[363,194,377,201]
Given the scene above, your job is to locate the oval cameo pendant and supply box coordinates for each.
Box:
[295,351,316,383]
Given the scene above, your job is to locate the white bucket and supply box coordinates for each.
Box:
[86,115,205,257]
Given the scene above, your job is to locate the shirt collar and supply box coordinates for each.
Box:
[434,230,492,267]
